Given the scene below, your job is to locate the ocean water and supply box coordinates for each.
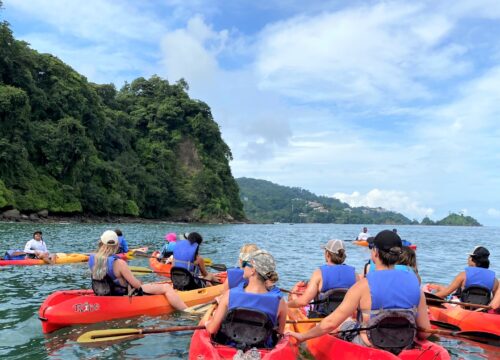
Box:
[0,222,498,359]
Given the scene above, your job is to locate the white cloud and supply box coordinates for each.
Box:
[332,189,434,219]
[487,208,500,218]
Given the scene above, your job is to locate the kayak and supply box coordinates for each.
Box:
[353,240,417,250]
[288,283,450,360]
[428,300,499,335]
[0,253,89,266]
[189,304,298,359]
[149,250,172,276]
[39,278,226,333]
[0,247,146,267]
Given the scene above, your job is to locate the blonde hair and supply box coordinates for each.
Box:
[239,243,259,261]
[92,242,119,280]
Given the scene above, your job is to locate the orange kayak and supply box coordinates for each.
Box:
[428,302,499,335]
[39,281,225,333]
[353,241,417,250]
[189,304,298,360]
[288,283,450,360]
[149,250,172,276]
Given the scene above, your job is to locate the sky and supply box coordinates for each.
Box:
[2,0,500,225]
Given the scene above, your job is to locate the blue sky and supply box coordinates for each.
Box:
[2,0,500,225]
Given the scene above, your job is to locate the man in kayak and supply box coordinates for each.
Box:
[23,230,56,264]
[172,232,217,286]
[205,250,287,347]
[429,246,498,302]
[89,230,187,310]
[288,230,430,348]
[287,239,357,317]
[114,228,128,254]
[357,227,370,240]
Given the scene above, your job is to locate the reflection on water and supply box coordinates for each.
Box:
[0,223,499,359]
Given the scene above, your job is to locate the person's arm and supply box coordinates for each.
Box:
[490,285,500,310]
[288,281,364,342]
[277,299,288,334]
[415,291,431,339]
[196,255,208,277]
[115,260,142,289]
[434,272,465,298]
[288,270,320,308]
[23,240,36,254]
[205,291,229,334]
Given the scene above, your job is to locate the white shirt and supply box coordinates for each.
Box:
[357,232,370,241]
[24,239,48,254]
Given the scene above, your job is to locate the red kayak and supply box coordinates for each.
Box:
[39,280,225,333]
[189,304,298,360]
[288,283,450,360]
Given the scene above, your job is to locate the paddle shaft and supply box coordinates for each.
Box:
[91,325,205,339]
[426,297,491,310]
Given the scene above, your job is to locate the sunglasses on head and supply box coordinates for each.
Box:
[242,260,253,268]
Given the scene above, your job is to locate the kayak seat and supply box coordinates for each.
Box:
[308,288,348,318]
[460,285,491,306]
[170,266,205,291]
[214,308,276,351]
[367,310,417,355]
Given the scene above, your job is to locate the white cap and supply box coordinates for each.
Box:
[321,239,345,254]
[100,230,118,245]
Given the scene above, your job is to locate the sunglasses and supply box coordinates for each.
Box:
[242,260,253,268]
[368,243,375,250]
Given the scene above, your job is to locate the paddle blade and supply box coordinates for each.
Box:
[77,328,141,343]
[208,263,227,271]
[129,266,153,273]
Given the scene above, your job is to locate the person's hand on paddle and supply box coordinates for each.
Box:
[427,284,444,292]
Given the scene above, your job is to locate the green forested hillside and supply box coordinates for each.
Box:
[237,177,413,224]
[0,21,243,221]
[423,214,481,226]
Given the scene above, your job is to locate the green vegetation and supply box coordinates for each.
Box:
[237,178,413,224]
[436,213,481,226]
[0,21,243,221]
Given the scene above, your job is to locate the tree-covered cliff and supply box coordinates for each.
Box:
[0,21,244,221]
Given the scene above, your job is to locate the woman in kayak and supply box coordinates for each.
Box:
[287,239,357,316]
[172,232,217,285]
[89,230,187,310]
[205,250,287,343]
[24,230,56,264]
[429,246,498,300]
[287,230,430,347]
[222,243,259,291]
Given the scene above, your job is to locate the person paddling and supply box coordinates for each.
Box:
[357,227,370,241]
[157,232,177,261]
[204,250,287,348]
[287,230,430,350]
[429,246,498,304]
[24,231,56,264]
[287,239,357,317]
[89,230,187,310]
[114,228,128,254]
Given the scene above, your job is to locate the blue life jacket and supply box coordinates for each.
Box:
[320,264,356,292]
[368,261,413,274]
[228,283,281,327]
[173,240,199,273]
[89,254,124,286]
[118,235,128,254]
[401,240,412,246]
[228,268,245,289]
[464,267,496,291]
[367,270,420,315]
[4,250,25,260]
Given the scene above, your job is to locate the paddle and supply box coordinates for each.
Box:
[424,292,492,310]
[77,325,205,343]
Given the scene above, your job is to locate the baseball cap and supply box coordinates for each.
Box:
[468,246,490,259]
[165,233,177,242]
[248,250,276,280]
[100,230,119,245]
[373,230,402,251]
[321,239,345,254]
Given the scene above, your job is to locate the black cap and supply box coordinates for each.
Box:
[373,230,402,251]
[468,246,490,259]
[33,230,42,236]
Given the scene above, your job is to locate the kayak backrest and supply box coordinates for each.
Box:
[460,285,491,306]
[4,250,25,260]
[309,288,349,318]
[367,310,417,355]
[170,266,205,291]
[217,308,275,351]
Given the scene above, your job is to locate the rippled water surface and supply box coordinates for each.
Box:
[0,223,499,359]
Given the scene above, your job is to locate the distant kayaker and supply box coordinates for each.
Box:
[114,228,128,254]
[23,230,56,264]
[157,232,177,261]
[89,230,187,310]
[204,250,287,346]
[288,230,431,349]
[172,232,217,286]
[287,239,357,317]
[357,227,370,241]
[429,246,498,303]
